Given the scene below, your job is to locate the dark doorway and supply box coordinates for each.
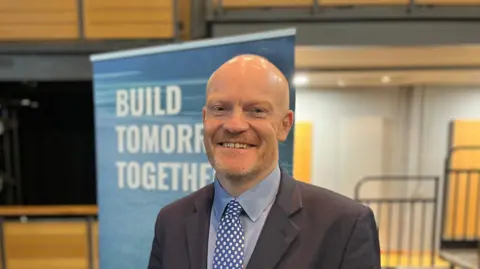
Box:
[0,81,96,205]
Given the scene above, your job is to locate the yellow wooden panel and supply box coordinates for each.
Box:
[219,0,312,8]
[443,120,480,239]
[0,12,76,24]
[0,0,76,10]
[0,0,78,40]
[321,0,408,5]
[85,10,173,23]
[92,221,99,269]
[0,25,78,40]
[0,205,97,216]
[4,221,88,269]
[179,0,191,40]
[84,23,174,39]
[83,0,173,9]
[451,120,480,169]
[9,259,87,269]
[83,0,175,39]
[293,122,313,183]
[416,0,480,4]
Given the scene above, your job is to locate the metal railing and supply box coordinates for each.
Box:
[354,175,440,268]
[209,0,416,13]
[0,100,24,206]
[206,0,480,20]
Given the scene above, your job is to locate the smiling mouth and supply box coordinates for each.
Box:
[218,142,255,149]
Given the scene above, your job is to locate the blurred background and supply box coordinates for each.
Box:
[0,0,479,268]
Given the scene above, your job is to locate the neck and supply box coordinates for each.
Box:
[216,164,277,197]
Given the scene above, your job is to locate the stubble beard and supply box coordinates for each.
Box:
[212,157,257,181]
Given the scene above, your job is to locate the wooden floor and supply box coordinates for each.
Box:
[439,249,479,269]
[381,252,450,268]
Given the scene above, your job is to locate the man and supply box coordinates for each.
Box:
[148,54,381,269]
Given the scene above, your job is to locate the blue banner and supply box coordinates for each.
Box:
[90,29,296,269]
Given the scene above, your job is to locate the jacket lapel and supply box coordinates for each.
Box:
[246,171,303,269]
[185,185,214,269]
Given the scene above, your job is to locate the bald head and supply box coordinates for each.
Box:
[202,54,294,189]
[206,54,290,112]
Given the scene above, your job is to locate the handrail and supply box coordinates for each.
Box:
[0,205,98,217]
[354,174,441,267]
[354,175,439,199]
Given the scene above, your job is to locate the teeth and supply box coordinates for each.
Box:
[222,143,249,149]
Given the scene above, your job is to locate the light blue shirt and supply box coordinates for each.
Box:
[207,166,281,269]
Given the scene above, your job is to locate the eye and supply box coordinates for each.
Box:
[209,105,227,115]
[250,107,267,116]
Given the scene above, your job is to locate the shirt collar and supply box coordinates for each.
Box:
[213,165,281,222]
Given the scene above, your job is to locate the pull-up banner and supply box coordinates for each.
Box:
[90,28,296,269]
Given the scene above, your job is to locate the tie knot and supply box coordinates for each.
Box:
[225,200,243,218]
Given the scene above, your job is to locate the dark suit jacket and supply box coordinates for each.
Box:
[148,170,381,269]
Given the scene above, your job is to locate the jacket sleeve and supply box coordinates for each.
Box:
[339,206,381,269]
[148,209,165,269]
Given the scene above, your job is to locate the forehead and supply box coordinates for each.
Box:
[207,69,279,100]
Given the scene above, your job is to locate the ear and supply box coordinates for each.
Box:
[202,106,207,122]
[277,110,294,142]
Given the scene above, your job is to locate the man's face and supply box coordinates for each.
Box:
[202,61,293,180]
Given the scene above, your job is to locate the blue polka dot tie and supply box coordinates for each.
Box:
[213,200,245,269]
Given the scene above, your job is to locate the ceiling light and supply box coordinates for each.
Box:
[293,74,309,86]
[21,99,31,106]
[381,76,391,83]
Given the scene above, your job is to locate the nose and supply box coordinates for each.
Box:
[223,110,249,133]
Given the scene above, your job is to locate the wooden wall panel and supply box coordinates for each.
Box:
[293,122,313,184]
[84,0,170,8]
[0,0,78,40]
[0,13,75,24]
[0,0,76,9]
[0,26,78,40]
[92,221,99,269]
[4,221,89,269]
[179,0,191,40]
[83,0,175,39]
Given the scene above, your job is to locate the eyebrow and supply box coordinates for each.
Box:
[206,98,226,106]
[246,101,274,110]
[206,94,276,110]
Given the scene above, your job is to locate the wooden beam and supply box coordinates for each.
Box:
[0,206,97,217]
